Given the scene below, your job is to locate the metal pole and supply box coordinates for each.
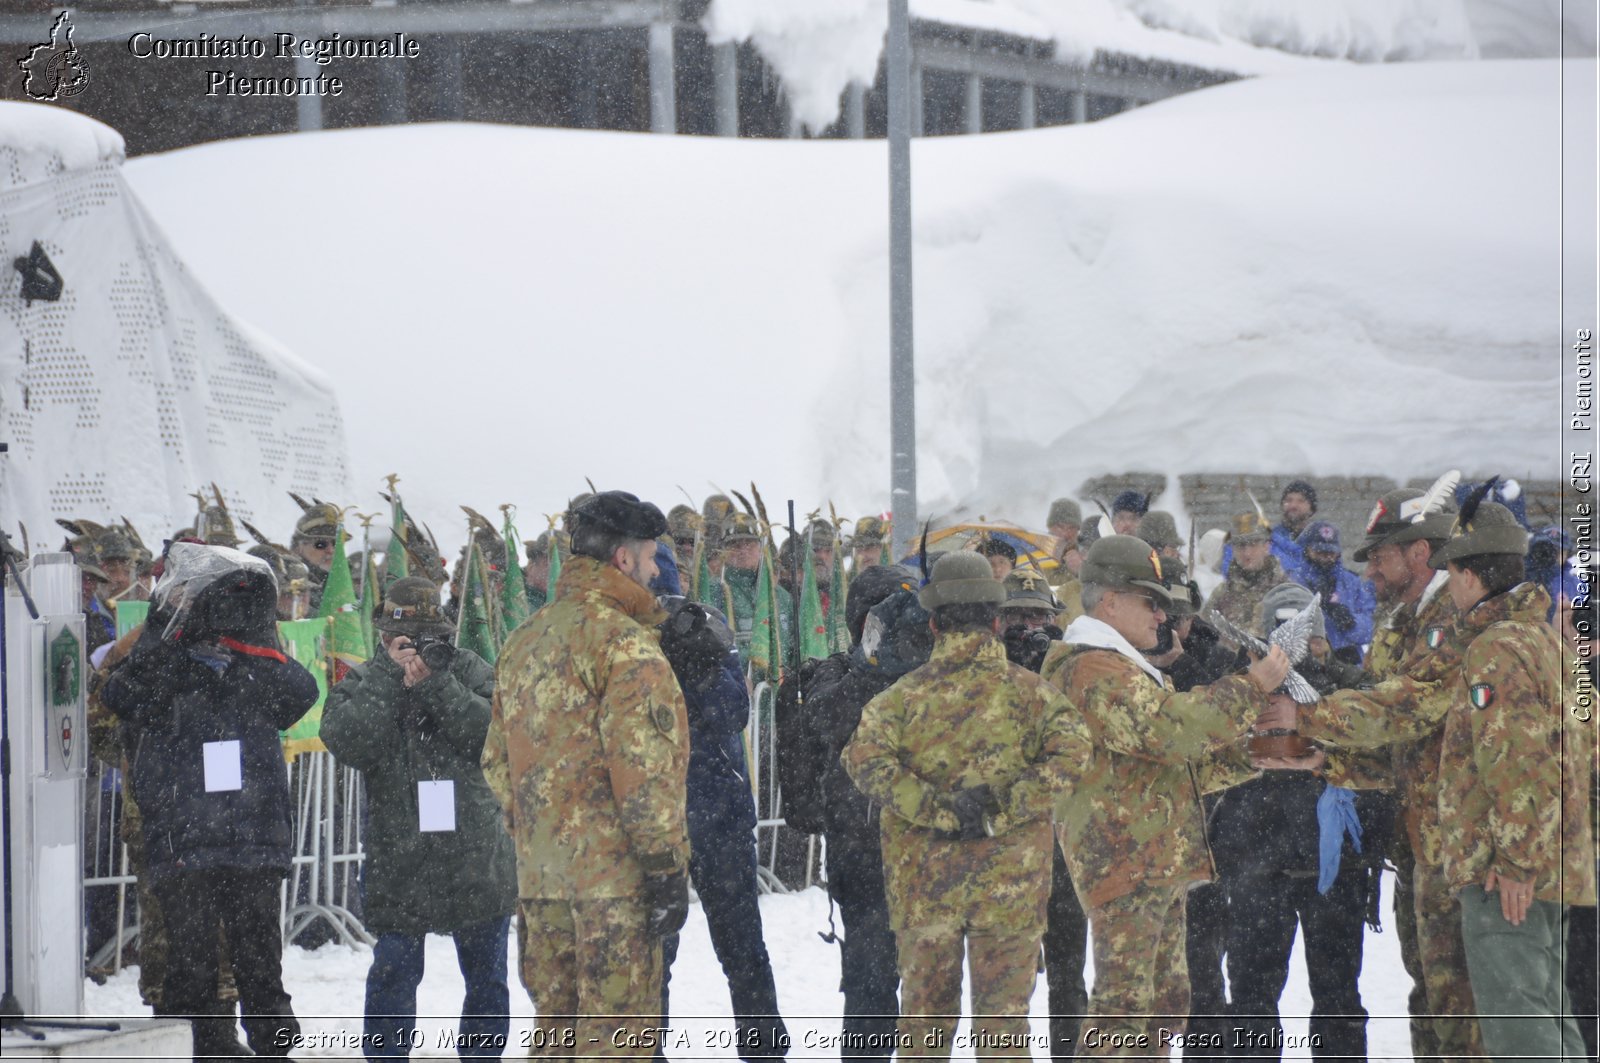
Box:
[886,0,917,560]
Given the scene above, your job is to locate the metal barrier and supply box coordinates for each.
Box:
[748,677,818,894]
[83,748,374,979]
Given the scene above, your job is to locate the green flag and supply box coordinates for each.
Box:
[317,524,367,686]
[114,599,150,639]
[279,617,329,758]
[827,525,849,653]
[499,509,530,639]
[385,492,409,586]
[749,549,782,679]
[797,534,828,664]
[546,523,564,603]
[358,538,381,657]
[455,539,499,665]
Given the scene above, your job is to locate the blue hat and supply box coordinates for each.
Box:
[1297,520,1342,555]
[1110,490,1149,517]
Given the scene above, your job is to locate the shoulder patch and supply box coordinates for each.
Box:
[652,704,676,736]
[1468,683,1494,710]
[1426,626,1445,650]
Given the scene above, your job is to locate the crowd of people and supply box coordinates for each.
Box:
[31,472,1597,1061]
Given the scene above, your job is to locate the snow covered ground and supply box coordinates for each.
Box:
[87,876,1415,1060]
[123,57,1579,553]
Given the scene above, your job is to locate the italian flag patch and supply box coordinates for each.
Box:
[1469,683,1495,710]
[1426,626,1445,649]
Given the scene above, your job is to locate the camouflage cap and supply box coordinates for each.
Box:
[1079,534,1174,603]
[1001,569,1060,613]
[1046,498,1082,529]
[1225,512,1273,545]
[376,576,453,637]
[292,502,341,543]
[1135,511,1182,550]
[702,494,735,525]
[918,551,1006,610]
[720,511,760,544]
[854,515,888,547]
[1429,501,1529,569]
[1352,488,1456,562]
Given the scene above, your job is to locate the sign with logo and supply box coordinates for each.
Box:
[17,12,90,101]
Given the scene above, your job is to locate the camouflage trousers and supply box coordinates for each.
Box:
[894,923,1043,1059]
[1413,861,1485,1061]
[518,897,663,1059]
[1079,884,1188,1059]
[1392,830,1444,1063]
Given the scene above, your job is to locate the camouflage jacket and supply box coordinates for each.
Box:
[1201,556,1286,634]
[841,631,1089,932]
[1368,573,1457,862]
[1437,582,1596,905]
[483,556,689,900]
[1040,619,1265,908]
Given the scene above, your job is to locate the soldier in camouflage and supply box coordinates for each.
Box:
[483,490,689,1059]
[842,552,1091,1059]
[1201,513,1285,633]
[1045,499,1085,627]
[1039,535,1289,1057]
[522,532,552,613]
[1431,502,1595,1059]
[1352,487,1478,1062]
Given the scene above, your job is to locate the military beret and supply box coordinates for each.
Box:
[572,490,668,542]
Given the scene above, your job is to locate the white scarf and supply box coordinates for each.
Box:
[1061,614,1168,687]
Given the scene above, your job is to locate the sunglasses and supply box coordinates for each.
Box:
[312,539,333,550]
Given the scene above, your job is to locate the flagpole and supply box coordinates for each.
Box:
[887,0,917,561]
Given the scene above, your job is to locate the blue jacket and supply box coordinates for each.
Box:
[1296,559,1376,658]
[653,546,757,834]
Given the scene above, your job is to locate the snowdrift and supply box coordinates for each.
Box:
[122,59,1573,544]
[0,102,352,549]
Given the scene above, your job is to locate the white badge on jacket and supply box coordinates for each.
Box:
[202,740,243,792]
[418,780,456,832]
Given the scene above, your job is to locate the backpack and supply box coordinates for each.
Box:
[774,652,850,835]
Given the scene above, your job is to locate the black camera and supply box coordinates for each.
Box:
[1002,623,1059,673]
[410,635,456,672]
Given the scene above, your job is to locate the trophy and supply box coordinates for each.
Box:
[1204,596,1323,759]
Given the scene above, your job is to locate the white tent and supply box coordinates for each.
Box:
[0,102,351,552]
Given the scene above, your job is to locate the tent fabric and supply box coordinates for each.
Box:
[0,101,351,547]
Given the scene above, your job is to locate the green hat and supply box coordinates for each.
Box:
[1080,534,1174,603]
[702,494,735,525]
[376,577,452,637]
[1135,511,1182,550]
[854,515,888,548]
[668,505,702,543]
[93,527,136,564]
[1429,501,1529,569]
[918,551,1006,610]
[1001,569,1060,613]
[805,519,835,549]
[1352,488,1455,563]
[1046,498,1081,529]
[523,531,551,561]
[721,511,760,544]
[1225,512,1272,545]
[199,505,242,547]
[292,502,341,543]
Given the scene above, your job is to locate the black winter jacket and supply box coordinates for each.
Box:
[102,626,318,881]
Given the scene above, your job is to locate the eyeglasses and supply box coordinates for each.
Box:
[1120,591,1164,614]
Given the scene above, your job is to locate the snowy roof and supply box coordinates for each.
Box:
[0,102,125,192]
[121,57,1577,544]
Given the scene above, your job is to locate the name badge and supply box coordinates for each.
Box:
[418,780,456,832]
[203,740,243,792]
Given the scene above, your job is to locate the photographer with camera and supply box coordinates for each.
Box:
[321,577,515,1060]
[101,542,319,1061]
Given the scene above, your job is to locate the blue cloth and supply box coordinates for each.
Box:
[363,915,511,1059]
[1317,785,1363,895]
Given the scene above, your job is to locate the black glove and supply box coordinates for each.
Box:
[1325,602,1356,633]
[658,600,734,693]
[643,870,689,938]
[949,784,1000,841]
